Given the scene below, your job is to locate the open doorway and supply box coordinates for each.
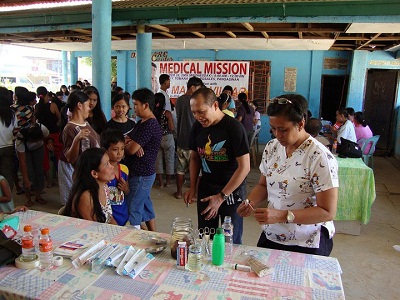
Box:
[320,75,348,123]
[364,69,398,153]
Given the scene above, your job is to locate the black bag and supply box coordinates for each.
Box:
[338,138,362,158]
[0,231,22,266]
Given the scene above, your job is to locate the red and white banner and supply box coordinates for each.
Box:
[154,61,249,100]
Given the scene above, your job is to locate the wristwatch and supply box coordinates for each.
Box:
[286,210,295,223]
[219,191,230,202]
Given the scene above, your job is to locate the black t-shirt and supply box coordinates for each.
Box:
[189,114,249,186]
[105,118,136,136]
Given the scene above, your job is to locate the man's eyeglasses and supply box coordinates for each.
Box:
[269,97,293,105]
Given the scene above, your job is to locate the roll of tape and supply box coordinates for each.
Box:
[53,255,63,266]
[15,255,40,269]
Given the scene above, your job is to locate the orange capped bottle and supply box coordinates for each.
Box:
[39,228,53,270]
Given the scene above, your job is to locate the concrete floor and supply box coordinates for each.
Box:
[13,155,400,299]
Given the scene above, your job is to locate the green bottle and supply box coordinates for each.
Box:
[212,228,225,266]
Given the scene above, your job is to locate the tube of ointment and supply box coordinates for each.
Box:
[95,243,117,263]
[231,263,251,272]
[72,240,106,268]
[105,245,128,267]
[116,246,136,275]
[123,251,155,279]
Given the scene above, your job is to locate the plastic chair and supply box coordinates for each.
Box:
[250,127,261,168]
[360,135,380,168]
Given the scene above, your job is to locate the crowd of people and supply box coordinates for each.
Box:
[0,74,375,257]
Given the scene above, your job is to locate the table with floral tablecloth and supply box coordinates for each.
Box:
[0,210,345,299]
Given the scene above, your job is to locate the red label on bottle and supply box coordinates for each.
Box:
[177,245,186,267]
[39,241,52,252]
[21,238,33,249]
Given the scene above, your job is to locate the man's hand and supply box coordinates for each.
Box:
[200,194,224,220]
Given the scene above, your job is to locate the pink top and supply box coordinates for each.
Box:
[355,124,373,154]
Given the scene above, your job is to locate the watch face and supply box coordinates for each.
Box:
[287,211,295,222]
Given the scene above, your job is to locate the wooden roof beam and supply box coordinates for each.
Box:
[356,33,381,50]
[226,31,236,38]
[159,32,175,38]
[191,31,205,38]
[261,31,269,39]
[148,24,170,32]
[241,22,254,32]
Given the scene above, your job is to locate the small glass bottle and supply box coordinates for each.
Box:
[187,244,202,272]
[39,228,53,270]
[21,225,36,262]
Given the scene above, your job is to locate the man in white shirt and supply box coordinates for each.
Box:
[157,74,171,111]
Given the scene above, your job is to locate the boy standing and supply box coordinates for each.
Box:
[100,129,130,226]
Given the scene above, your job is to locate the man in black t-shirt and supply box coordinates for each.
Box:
[185,88,250,244]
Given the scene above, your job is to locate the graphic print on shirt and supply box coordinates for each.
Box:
[197,135,227,173]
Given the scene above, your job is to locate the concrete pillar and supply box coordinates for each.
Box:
[117,50,128,91]
[136,25,152,90]
[92,0,112,119]
[62,50,68,85]
[69,51,78,85]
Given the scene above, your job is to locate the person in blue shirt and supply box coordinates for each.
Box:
[100,129,130,226]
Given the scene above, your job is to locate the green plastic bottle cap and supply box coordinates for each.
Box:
[216,228,223,234]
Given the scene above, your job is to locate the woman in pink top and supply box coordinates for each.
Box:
[354,112,373,154]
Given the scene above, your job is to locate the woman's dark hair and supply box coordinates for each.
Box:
[58,91,89,133]
[35,86,48,119]
[14,86,30,105]
[60,84,69,96]
[238,92,250,114]
[84,86,107,134]
[216,92,231,110]
[132,88,155,112]
[354,111,367,127]
[267,93,308,124]
[0,87,14,127]
[64,148,107,223]
[153,92,166,122]
[111,93,129,107]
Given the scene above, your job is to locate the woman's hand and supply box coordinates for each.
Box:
[254,208,286,224]
[79,128,90,140]
[237,200,254,217]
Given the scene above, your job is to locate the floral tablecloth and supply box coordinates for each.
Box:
[335,157,376,224]
[0,210,345,299]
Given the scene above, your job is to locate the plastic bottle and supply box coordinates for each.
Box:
[187,244,202,272]
[81,137,90,152]
[21,225,36,262]
[332,140,338,154]
[39,228,53,270]
[222,216,234,256]
[212,228,225,266]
